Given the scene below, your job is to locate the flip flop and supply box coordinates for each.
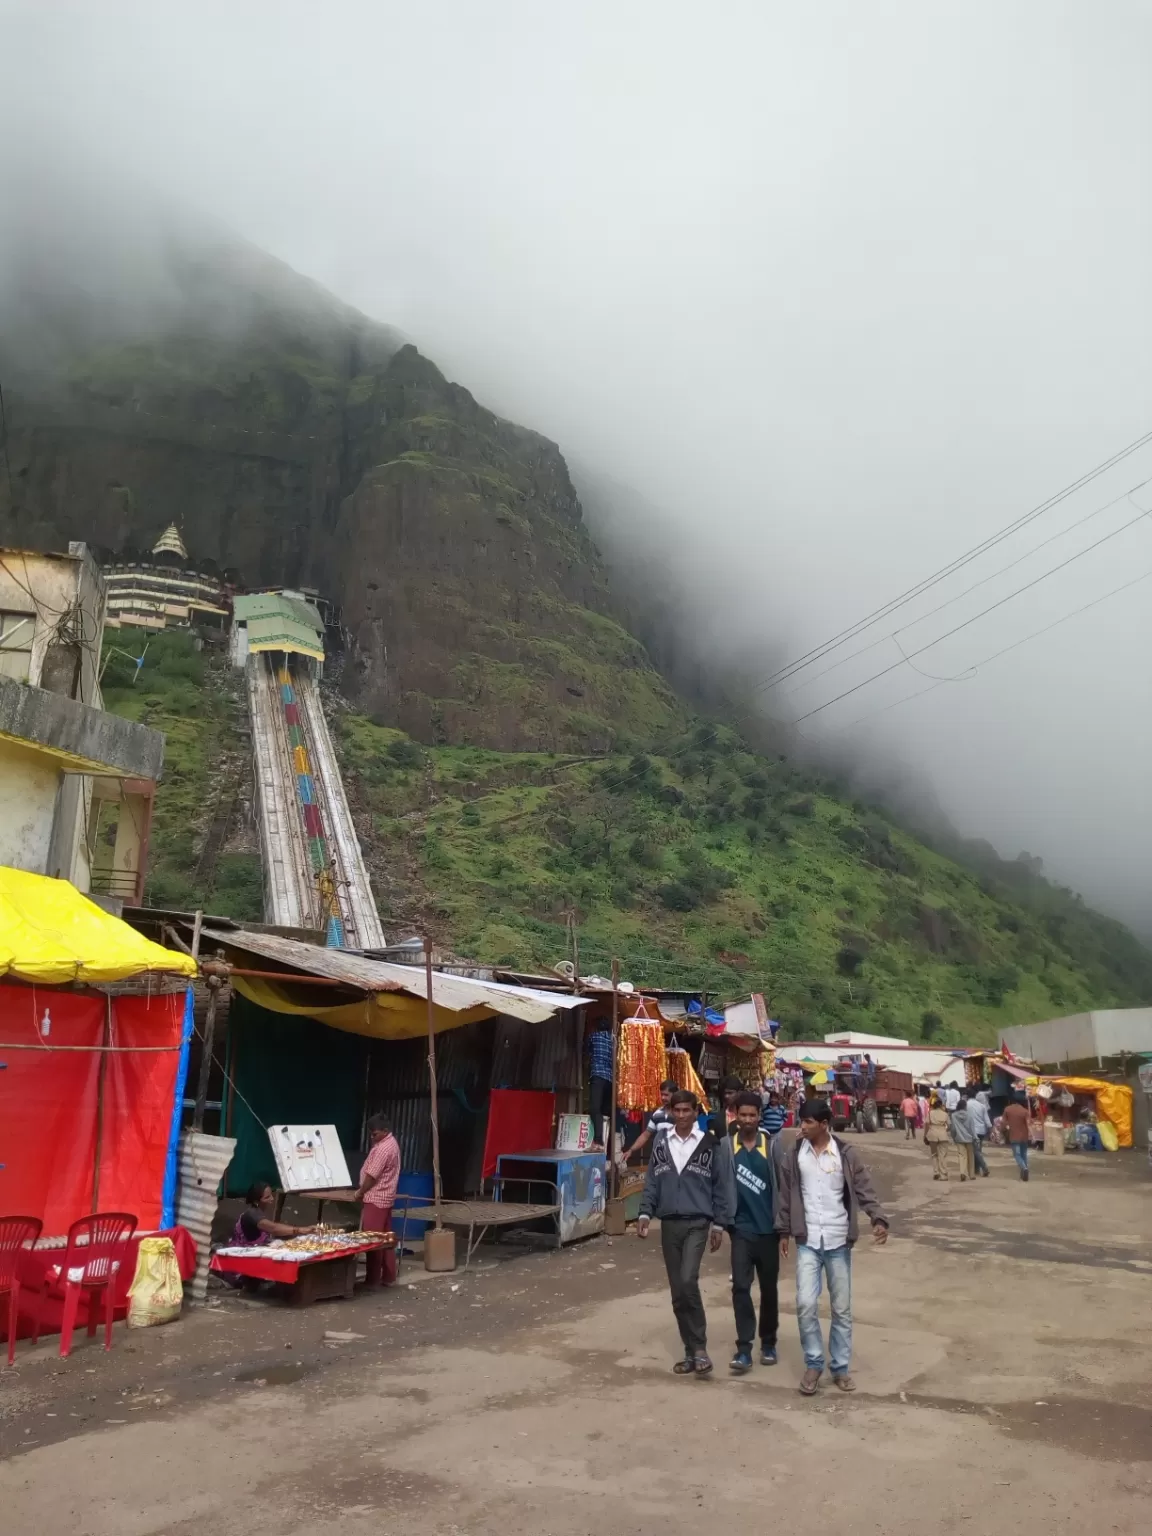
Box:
[672,1357,697,1375]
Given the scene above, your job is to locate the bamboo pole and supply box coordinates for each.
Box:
[92,1000,111,1211]
[425,937,443,1227]
[192,973,221,1133]
[608,957,620,1198]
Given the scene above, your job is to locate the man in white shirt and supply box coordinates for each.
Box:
[943,1085,961,1113]
[777,1098,889,1396]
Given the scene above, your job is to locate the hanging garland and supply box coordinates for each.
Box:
[666,1043,710,1109]
[616,1019,667,1111]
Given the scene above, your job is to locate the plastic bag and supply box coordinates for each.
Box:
[1097,1119,1119,1153]
[127,1236,183,1328]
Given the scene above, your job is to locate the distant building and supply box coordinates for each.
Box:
[104,524,231,634]
[0,544,163,903]
[231,589,326,668]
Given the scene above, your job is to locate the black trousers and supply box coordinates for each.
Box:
[589,1075,612,1133]
[731,1230,780,1350]
[660,1217,710,1356]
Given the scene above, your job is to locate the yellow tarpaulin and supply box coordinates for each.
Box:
[232,975,495,1039]
[1046,1075,1134,1149]
[0,867,196,984]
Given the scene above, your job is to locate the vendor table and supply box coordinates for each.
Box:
[397,1199,559,1268]
[8,1226,198,1342]
[209,1236,392,1306]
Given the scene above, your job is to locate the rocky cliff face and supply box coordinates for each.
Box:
[0,239,681,750]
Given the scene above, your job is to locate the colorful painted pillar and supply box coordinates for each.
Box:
[278,663,346,946]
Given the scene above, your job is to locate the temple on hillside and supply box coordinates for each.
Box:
[103,525,232,633]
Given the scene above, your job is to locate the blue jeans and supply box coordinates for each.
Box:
[1011,1142,1029,1173]
[795,1243,852,1375]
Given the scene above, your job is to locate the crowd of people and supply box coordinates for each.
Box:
[635,1083,888,1396]
[907,1083,1031,1182]
[629,1066,1037,1394]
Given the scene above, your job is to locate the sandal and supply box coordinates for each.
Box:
[672,1357,697,1375]
[693,1352,714,1378]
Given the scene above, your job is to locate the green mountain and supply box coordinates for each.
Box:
[102,628,1152,1045]
[6,221,1148,1042]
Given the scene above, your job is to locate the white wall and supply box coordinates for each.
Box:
[1003,1010,1152,1066]
[0,740,61,874]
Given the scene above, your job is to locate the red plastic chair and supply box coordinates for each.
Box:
[27,1213,137,1359]
[1,1216,43,1366]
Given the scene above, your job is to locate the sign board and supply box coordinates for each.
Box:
[556,1113,594,1151]
[268,1124,352,1192]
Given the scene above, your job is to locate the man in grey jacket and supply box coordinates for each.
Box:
[638,1089,734,1378]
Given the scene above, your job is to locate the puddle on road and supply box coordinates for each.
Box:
[234,1361,317,1387]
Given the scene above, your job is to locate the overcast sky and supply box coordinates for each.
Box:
[4,2,1151,931]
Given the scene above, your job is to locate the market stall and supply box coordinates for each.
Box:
[209,1229,395,1304]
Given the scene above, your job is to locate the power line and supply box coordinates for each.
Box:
[753,426,1152,695]
[790,503,1152,724]
[780,473,1152,699]
[830,564,1152,734]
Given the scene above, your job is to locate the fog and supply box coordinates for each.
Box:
[3,2,1151,933]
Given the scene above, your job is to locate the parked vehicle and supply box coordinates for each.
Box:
[830,1059,914,1132]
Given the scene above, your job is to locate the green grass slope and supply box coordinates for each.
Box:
[104,635,1152,1045]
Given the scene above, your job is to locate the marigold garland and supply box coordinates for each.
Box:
[616,1020,667,1111]
[666,1046,710,1109]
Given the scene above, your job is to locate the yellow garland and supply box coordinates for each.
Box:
[616,1020,667,1111]
[666,1046,710,1110]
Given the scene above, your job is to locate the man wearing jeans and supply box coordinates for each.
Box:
[637,1090,734,1378]
[1002,1096,1031,1181]
[777,1098,889,1396]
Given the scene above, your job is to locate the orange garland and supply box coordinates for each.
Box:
[666,1046,709,1110]
[616,1020,668,1111]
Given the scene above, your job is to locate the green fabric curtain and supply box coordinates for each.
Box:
[225,991,369,1195]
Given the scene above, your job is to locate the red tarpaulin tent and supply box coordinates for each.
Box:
[0,983,187,1233]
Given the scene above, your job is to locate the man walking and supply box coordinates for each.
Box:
[356,1113,401,1286]
[728,1091,782,1373]
[637,1089,733,1378]
[965,1090,991,1176]
[949,1095,978,1180]
[777,1098,889,1396]
[1002,1095,1031,1181]
[900,1089,919,1140]
[621,1079,677,1166]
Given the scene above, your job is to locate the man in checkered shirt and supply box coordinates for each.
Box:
[356,1113,401,1285]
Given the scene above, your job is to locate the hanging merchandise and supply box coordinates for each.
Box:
[665,1038,710,1109]
[616,1016,667,1111]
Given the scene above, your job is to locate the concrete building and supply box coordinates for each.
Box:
[775,1036,968,1085]
[103,524,230,634]
[0,545,163,902]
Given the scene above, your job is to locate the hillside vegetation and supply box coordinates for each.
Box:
[104,630,1152,1045]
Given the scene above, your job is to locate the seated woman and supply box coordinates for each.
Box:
[231,1181,319,1246]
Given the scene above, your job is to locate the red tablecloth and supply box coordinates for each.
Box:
[209,1237,387,1285]
[6,1226,198,1341]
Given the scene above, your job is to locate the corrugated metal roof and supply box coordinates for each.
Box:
[245,614,326,661]
[234,591,324,631]
[201,927,590,1025]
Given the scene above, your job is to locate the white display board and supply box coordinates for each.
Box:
[268,1124,352,1191]
[556,1113,595,1151]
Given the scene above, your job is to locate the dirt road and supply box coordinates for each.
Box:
[2,1137,1150,1534]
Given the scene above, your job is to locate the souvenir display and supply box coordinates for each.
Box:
[616,1018,667,1110]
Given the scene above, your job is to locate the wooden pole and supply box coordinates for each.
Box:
[608,957,620,1198]
[92,999,111,1212]
[425,937,443,1227]
[190,907,204,961]
[192,973,221,1133]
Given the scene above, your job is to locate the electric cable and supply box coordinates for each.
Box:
[752,426,1152,695]
[790,503,1152,724]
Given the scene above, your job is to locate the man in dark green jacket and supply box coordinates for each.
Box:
[728,1091,785,1374]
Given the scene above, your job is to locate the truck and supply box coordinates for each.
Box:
[829,1059,914,1133]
